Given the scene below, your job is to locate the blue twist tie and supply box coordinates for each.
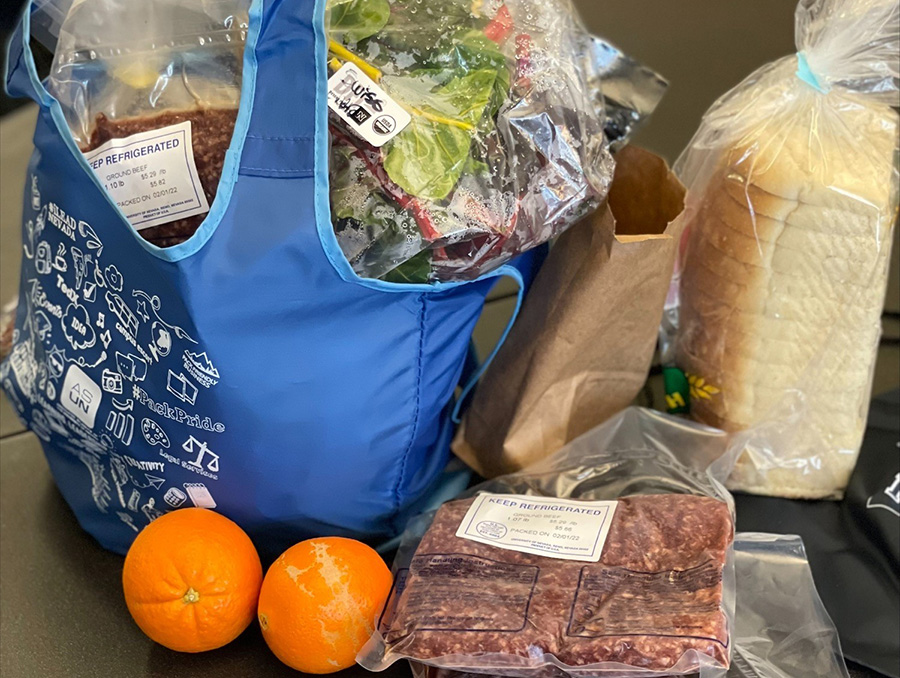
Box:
[796,52,830,94]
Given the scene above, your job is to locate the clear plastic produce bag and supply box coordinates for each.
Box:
[728,533,850,678]
[358,408,739,675]
[327,0,662,282]
[663,0,900,499]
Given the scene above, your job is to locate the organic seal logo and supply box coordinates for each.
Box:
[475,520,507,539]
[372,115,397,135]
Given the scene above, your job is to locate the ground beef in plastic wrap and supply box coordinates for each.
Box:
[83,108,238,248]
[380,494,733,674]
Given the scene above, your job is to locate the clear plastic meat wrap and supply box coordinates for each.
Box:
[358,408,739,676]
[408,533,851,678]
[327,0,663,282]
[42,0,249,246]
[662,0,900,499]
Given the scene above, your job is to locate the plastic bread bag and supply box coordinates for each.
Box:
[660,0,900,499]
[408,533,851,678]
[358,407,739,676]
[327,0,665,283]
[39,0,250,247]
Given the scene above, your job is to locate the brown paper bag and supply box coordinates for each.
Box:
[452,146,686,477]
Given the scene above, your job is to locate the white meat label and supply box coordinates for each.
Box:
[83,121,210,231]
[327,62,411,147]
[456,493,618,562]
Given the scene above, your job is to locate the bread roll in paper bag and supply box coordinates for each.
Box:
[453,146,685,477]
[668,0,899,498]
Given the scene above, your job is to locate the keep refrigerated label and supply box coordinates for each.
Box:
[457,493,618,562]
[84,121,210,231]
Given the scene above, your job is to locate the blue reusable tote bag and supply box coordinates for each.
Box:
[2,0,538,555]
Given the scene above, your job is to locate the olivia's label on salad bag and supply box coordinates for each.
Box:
[327,62,411,148]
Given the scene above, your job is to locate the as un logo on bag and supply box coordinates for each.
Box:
[60,365,102,427]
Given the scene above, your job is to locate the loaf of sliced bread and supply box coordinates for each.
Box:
[676,96,898,499]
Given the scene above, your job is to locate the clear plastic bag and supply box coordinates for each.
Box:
[408,533,851,678]
[662,0,900,499]
[42,0,249,246]
[48,0,248,146]
[728,533,850,678]
[358,408,739,675]
[327,0,663,283]
[36,0,663,265]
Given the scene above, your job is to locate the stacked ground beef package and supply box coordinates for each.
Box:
[381,495,732,671]
[360,408,738,676]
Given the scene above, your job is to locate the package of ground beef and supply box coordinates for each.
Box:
[43,0,248,248]
[408,534,853,678]
[359,407,739,676]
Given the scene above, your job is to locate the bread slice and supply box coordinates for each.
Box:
[676,95,898,499]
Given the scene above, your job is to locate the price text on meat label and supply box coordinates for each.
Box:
[83,121,210,231]
[456,493,618,562]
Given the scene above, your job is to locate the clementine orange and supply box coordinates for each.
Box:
[122,507,263,652]
[257,537,392,673]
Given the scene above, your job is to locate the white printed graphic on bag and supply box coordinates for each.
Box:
[101,368,122,394]
[866,469,900,517]
[60,364,102,427]
[167,370,198,405]
[74,449,112,512]
[163,487,187,507]
[4,174,231,534]
[105,410,135,445]
[82,121,210,230]
[148,323,172,360]
[142,497,165,522]
[115,351,147,382]
[47,345,66,381]
[141,418,170,448]
[118,512,140,532]
[456,493,618,562]
[183,351,218,387]
[184,483,216,509]
[9,339,38,399]
[47,203,76,240]
[182,436,220,474]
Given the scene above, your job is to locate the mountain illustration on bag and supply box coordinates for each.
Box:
[183,351,219,387]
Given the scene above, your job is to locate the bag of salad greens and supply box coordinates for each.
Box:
[326,0,663,282]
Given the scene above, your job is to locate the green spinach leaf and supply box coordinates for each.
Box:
[384,68,498,200]
[463,154,490,176]
[384,117,472,200]
[327,0,391,43]
[382,250,432,283]
[451,30,510,114]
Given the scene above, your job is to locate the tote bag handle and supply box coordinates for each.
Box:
[451,263,525,424]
